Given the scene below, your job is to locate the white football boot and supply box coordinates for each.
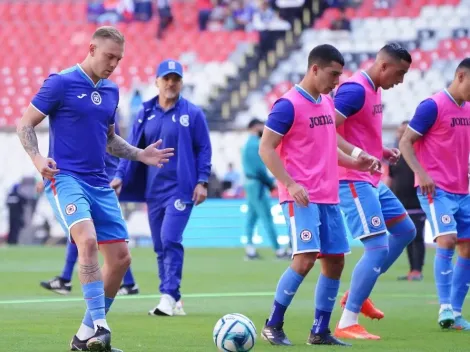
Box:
[148,294,176,316]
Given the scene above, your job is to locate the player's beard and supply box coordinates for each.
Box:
[164,90,179,100]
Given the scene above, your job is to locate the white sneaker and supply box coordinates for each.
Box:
[148,294,176,316]
[173,300,186,316]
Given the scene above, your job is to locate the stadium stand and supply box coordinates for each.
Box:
[0,0,259,127]
[235,0,470,145]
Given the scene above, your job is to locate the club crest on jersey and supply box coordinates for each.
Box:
[371,216,381,227]
[300,229,312,242]
[441,215,451,224]
[174,199,186,211]
[179,114,189,127]
[91,91,102,105]
[65,203,77,215]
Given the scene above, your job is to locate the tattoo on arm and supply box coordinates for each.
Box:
[17,125,40,159]
[78,262,102,284]
[106,129,140,160]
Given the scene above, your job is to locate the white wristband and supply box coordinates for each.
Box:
[351,147,363,160]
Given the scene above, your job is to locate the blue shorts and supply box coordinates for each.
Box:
[339,181,408,240]
[417,187,470,241]
[45,174,128,244]
[281,202,350,256]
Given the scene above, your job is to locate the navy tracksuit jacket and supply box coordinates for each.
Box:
[115,96,212,301]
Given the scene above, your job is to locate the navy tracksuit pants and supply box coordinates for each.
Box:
[147,196,192,302]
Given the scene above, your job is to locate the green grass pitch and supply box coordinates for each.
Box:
[0,246,468,351]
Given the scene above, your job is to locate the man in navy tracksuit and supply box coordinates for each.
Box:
[112,59,212,316]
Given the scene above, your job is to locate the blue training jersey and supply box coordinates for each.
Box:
[31,64,119,187]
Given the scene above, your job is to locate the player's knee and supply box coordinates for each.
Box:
[76,236,99,260]
[291,252,317,276]
[406,227,417,243]
[365,245,389,266]
[121,252,132,271]
[320,255,345,279]
[457,241,470,258]
[436,234,457,249]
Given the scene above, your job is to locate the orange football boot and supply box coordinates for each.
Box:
[340,290,385,320]
[334,324,381,340]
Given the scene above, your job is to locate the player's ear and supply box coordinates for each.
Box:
[89,43,96,57]
[380,61,388,72]
[311,64,319,76]
[457,70,466,83]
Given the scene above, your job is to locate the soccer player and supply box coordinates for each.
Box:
[39,123,140,296]
[399,58,470,330]
[333,43,417,340]
[111,59,212,317]
[259,44,378,346]
[17,26,174,352]
[241,118,288,260]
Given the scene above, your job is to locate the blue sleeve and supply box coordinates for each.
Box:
[192,109,212,183]
[109,87,119,125]
[265,98,295,135]
[333,82,366,118]
[114,107,144,180]
[31,74,63,116]
[408,99,438,136]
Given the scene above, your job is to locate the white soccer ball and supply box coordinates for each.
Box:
[213,313,257,352]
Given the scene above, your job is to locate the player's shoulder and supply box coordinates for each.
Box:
[335,82,365,97]
[272,97,295,111]
[56,65,79,81]
[417,97,438,110]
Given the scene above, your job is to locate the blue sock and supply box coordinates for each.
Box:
[345,235,389,313]
[267,267,304,326]
[83,296,115,329]
[123,267,135,286]
[82,281,106,328]
[381,218,416,273]
[61,242,78,282]
[451,256,470,314]
[312,274,340,334]
[434,248,454,305]
[105,297,114,314]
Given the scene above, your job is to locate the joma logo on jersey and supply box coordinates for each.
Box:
[450,117,470,127]
[372,104,383,115]
[309,114,333,128]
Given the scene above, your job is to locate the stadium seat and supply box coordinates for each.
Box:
[0,1,260,124]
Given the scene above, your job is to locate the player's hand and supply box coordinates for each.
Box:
[110,177,123,196]
[418,171,435,196]
[33,155,59,180]
[287,182,309,207]
[138,140,175,168]
[356,152,382,175]
[192,183,207,206]
[383,147,401,165]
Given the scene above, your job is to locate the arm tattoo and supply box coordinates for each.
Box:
[78,262,102,284]
[107,130,140,161]
[17,125,40,159]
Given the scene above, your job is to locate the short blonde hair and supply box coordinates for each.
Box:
[92,26,125,44]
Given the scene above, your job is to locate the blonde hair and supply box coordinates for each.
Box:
[92,26,125,44]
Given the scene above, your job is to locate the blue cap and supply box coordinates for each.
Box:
[156,59,183,78]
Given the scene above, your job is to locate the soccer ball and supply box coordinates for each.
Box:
[212,313,257,352]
